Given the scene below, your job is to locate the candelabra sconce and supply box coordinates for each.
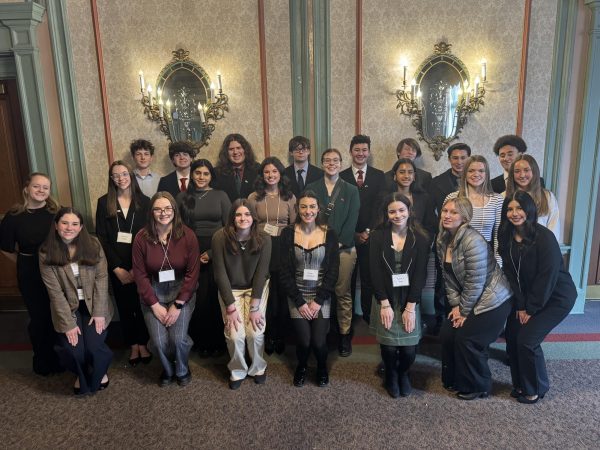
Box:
[395,42,487,160]
[138,48,229,149]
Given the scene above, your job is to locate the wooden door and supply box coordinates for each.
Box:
[0,78,30,297]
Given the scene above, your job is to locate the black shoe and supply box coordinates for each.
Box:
[384,375,400,398]
[176,370,192,387]
[128,357,141,367]
[229,378,244,390]
[254,372,267,384]
[510,388,523,398]
[140,354,153,365]
[457,391,488,400]
[159,371,175,387]
[264,338,275,355]
[274,339,286,355]
[398,373,412,397]
[317,368,329,387]
[99,378,110,390]
[517,393,544,404]
[376,361,385,377]
[293,366,306,387]
[338,334,352,357]
[443,384,457,392]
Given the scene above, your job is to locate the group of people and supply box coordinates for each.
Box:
[0,132,576,404]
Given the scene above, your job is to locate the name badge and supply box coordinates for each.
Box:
[264,223,279,237]
[77,288,85,300]
[159,269,175,283]
[303,269,319,281]
[117,232,133,244]
[392,273,409,287]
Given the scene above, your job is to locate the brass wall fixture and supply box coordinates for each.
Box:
[395,42,487,160]
[137,48,229,149]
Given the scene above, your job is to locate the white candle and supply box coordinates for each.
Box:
[416,89,422,109]
[411,79,416,100]
[481,59,487,82]
[198,102,205,122]
[157,88,162,101]
[138,71,145,92]
[217,72,223,91]
[474,76,480,96]
[158,99,164,118]
[147,84,153,106]
[210,83,216,103]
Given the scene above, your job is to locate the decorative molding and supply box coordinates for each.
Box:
[516,0,532,135]
[0,55,16,78]
[312,0,330,155]
[258,0,270,156]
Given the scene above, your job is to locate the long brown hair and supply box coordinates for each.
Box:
[223,199,264,255]
[106,160,145,218]
[216,133,257,176]
[140,192,185,242]
[505,154,549,216]
[41,207,101,266]
[9,172,59,215]
[294,190,328,230]
[376,192,427,239]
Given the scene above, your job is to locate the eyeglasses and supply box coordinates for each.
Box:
[111,172,130,180]
[152,206,174,215]
[323,158,341,165]
[293,147,309,154]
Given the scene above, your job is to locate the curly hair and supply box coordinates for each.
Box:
[216,134,257,176]
[493,134,527,155]
[253,156,293,201]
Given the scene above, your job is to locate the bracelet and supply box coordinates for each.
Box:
[249,306,259,313]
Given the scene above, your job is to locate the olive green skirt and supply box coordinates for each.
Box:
[369,300,422,347]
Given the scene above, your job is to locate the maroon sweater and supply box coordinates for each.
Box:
[132,226,200,306]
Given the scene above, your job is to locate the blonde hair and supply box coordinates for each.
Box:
[9,172,59,215]
[437,197,473,247]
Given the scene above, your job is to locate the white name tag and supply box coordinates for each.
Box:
[303,269,319,281]
[77,288,85,300]
[117,232,133,244]
[392,273,409,287]
[264,223,279,236]
[158,269,175,282]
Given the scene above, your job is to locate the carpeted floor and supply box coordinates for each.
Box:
[2,351,599,449]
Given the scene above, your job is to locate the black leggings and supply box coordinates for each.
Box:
[292,316,330,369]
[380,344,417,373]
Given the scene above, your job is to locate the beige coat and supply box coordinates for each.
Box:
[39,242,113,333]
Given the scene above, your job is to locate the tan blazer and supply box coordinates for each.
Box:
[39,241,113,333]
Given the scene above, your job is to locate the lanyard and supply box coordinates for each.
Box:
[159,233,173,272]
[509,240,522,293]
[116,210,135,234]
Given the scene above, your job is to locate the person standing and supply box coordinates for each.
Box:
[130,139,160,198]
[307,148,360,356]
[213,133,261,202]
[0,173,62,375]
[385,138,432,193]
[499,191,575,404]
[157,141,197,199]
[340,134,386,324]
[284,136,324,198]
[490,135,544,194]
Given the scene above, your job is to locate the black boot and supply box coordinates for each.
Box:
[381,345,400,398]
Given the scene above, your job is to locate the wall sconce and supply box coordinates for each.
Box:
[395,42,487,160]
[137,48,229,148]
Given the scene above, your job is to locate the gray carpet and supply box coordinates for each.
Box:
[2,356,599,449]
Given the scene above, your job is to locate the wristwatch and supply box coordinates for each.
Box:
[173,301,184,309]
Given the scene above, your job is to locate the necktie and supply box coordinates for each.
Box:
[357,170,364,188]
[180,177,187,192]
[234,168,242,194]
[297,169,305,192]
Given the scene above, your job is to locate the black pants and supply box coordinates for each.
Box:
[292,315,330,369]
[505,298,573,396]
[353,241,373,324]
[265,271,288,342]
[440,300,511,393]
[56,301,113,394]
[110,274,149,346]
[17,254,61,374]
[433,250,448,321]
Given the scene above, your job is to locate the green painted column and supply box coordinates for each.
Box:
[568,0,600,313]
[312,0,331,156]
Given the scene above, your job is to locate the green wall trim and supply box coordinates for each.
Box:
[568,0,600,313]
[289,0,310,140]
[544,0,578,193]
[46,0,92,226]
[312,0,331,157]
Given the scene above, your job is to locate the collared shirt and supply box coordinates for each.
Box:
[134,170,160,198]
[176,170,191,192]
[293,161,309,185]
[351,164,368,184]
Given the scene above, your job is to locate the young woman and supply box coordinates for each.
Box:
[132,192,200,387]
[0,173,62,375]
[444,155,503,263]
[248,156,296,355]
[437,197,512,400]
[506,154,561,241]
[499,191,576,404]
[178,159,230,358]
[279,191,339,387]
[212,199,272,390]
[369,193,430,397]
[390,158,436,235]
[39,207,113,395]
[96,160,151,366]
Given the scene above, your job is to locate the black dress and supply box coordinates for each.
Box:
[0,207,62,374]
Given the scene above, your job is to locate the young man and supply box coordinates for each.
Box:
[284,136,324,198]
[157,141,196,199]
[212,133,261,202]
[384,138,432,193]
[130,139,159,198]
[490,134,543,193]
[339,135,386,325]
[306,148,360,357]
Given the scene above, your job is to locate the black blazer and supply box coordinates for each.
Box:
[428,168,459,215]
[95,193,150,272]
[340,166,387,232]
[157,171,182,199]
[384,167,432,193]
[279,225,339,307]
[284,164,324,198]
[213,162,261,202]
[491,174,545,194]
[369,226,430,307]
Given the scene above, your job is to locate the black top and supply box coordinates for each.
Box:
[157,171,182,199]
[428,168,460,215]
[369,226,430,307]
[95,194,150,271]
[279,226,339,307]
[499,224,576,315]
[0,207,55,254]
[284,163,324,198]
[213,162,261,203]
[384,167,432,194]
[340,166,387,233]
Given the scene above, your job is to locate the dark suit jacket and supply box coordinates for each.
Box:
[491,174,545,194]
[428,168,460,215]
[340,165,387,233]
[213,162,261,202]
[284,164,324,198]
[157,171,182,199]
[384,167,432,193]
